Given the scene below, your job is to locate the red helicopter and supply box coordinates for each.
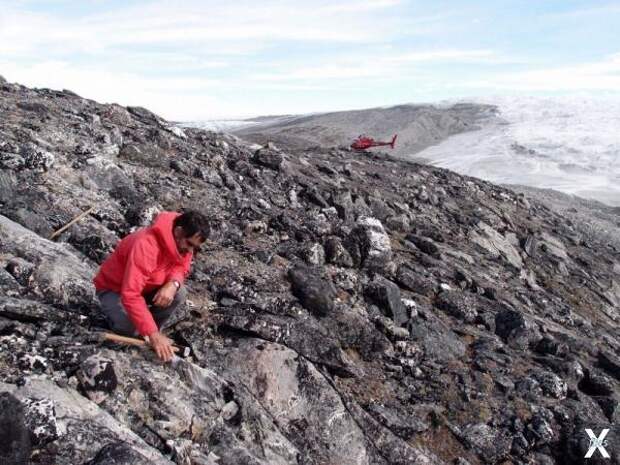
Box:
[351,134,397,151]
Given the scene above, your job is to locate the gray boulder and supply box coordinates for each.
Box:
[22,397,60,445]
[531,370,568,399]
[345,216,392,271]
[598,351,620,381]
[215,339,370,465]
[364,276,409,327]
[459,423,512,463]
[324,236,354,267]
[435,290,478,323]
[288,265,337,317]
[0,377,173,464]
[406,234,441,259]
[21,143,54,172]
[301,242,326,266]
[252,148,283,170]
[469,221,523,269]
[0,214,96,309]
[86,442,152,465]
[394,265,436,297]
[0,392,31,465]
[366,403,429,439]
[332,190,355,222]
[580,369,616,397]
[494,309,542,349]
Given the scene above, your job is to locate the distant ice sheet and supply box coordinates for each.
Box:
[415,96,620,206]
[180,120,259,131]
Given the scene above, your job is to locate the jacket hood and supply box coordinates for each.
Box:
[150,211,182,262]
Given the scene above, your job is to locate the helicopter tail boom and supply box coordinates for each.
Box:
[390,134,397,149]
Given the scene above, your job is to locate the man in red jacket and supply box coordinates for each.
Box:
[94,210,208,361]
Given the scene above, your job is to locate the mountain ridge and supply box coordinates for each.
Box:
[231,102,499,158]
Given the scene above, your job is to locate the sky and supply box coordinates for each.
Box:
[1,0,619,120]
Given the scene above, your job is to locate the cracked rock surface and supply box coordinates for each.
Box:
[0,79,619,464]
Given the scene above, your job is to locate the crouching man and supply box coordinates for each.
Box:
[94,210,208,361]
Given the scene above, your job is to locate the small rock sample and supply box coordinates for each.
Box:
[77,354,118,404]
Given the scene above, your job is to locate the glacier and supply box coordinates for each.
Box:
[415,96,620,206]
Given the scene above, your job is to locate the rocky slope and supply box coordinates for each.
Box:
[0,75,619,465]
[231,103,498,158]
[506,184,620,251]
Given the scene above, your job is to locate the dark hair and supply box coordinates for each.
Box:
[173,210,210,240]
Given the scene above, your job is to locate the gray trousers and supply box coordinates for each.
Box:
[96,286,187,336]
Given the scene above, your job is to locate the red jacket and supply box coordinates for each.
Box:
[94,211,192,336]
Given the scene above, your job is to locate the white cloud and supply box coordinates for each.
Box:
[464,53,620,92]
[323,0,402,13]
[0,61,232,120]
[384,49,508,63]
[0,0,404,57]
[253,65,388,81]
[3,1,617,119]
[547,3,620,19]
[0,0,416,118]
[251,49,505,82]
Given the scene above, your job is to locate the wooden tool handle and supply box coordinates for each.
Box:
[103,332,181,353]
[50,206,95,239]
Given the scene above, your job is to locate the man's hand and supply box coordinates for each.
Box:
[152,281,178,308]
[148,331,174,362]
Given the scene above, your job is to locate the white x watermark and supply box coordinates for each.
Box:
[585,429,610,459]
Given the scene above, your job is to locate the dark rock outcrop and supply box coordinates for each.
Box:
[86,442,153,465]
[0,392,31,465]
